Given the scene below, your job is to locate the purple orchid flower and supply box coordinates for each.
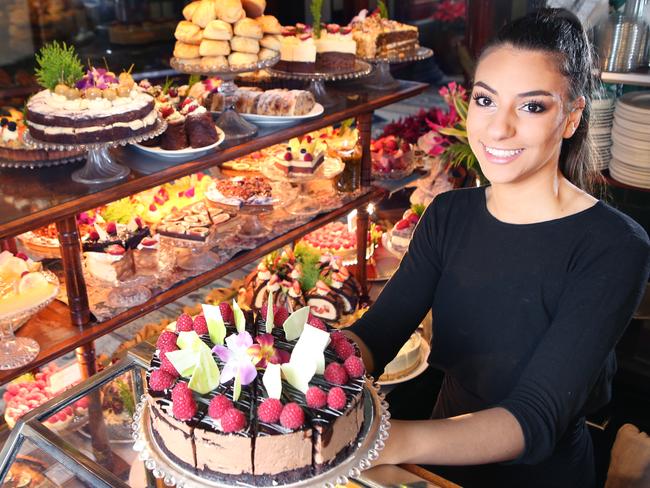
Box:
[212,331,258,386]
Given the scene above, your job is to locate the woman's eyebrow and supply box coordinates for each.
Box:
[473,81,553,98]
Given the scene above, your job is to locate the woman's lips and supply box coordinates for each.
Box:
[481,142,524,164]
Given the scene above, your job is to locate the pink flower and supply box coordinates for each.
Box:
[213,332,258,386]
[247,334,290,369]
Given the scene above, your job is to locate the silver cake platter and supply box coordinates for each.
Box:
[24,117,167,185]
[132,380,390,488]
[170,54,280,141]
[268,60,372,109]
[361,46,433,91]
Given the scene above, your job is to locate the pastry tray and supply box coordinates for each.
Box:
[132,380,390,488]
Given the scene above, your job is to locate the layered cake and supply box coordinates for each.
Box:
[277,26,317,72]
[350,9,419,58]
[157,201,230,243]
[26,43,157,144]
[145,302,367,483]
[274,135,326,175]
[390,204,424,253]
[0,106,83,162]
[0,251,58,317]
[315,24,356,71]
[209,87,316,116]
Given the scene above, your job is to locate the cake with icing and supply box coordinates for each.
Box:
[314,24,356,71]
[0,251,58,317]
[277,26,317,72]
[145,301,367,484]
[390,204,424,253]
[350,9,419,58]
[274,135,326,175]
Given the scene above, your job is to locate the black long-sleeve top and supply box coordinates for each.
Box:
[350,186,650,487]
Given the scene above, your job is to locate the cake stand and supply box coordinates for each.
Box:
[24,118,167,185]
[83,258,154,309]
[260,156,344,216]
[170,55,279,141]
[0,270,59,370]
[132,380,390,488]
[206,181,296,239]
[268,59,372,109]
[0,152,86,170]
[362,46,433,91]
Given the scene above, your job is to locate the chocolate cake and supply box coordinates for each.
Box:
[145,303,367,484]
[160,115,188,150]
[186,112,218,148]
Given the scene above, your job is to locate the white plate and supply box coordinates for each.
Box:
[618,91,650,113]
[133,127,225,159]
[216,103,324,126]
[615,106,650,123]
[378,340,431,386]
[613,118,650,135]
[381,231,407,259]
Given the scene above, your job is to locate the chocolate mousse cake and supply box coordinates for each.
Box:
[315,24,357,72]
[145,303,367,484]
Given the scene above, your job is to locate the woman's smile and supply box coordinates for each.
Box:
[480,142,525,164]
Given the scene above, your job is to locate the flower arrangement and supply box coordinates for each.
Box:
[432,0,466,23]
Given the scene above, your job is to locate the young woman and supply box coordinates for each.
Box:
[347,9,650,488]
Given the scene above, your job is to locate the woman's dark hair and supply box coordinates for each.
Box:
[479,8,601,195]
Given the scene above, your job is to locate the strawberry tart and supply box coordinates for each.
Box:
[302,221,357,261]
[371,134,413,179]
[145,302,367,484]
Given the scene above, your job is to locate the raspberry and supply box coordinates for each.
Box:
[160,352,179,378]
[193,315,208,335]
[171,382,196,420]
[175,313,194,332]
[261,304,289,328]
[280,403,305,430]
[156,331,178,353]
[149,369,175,391]
[343,355,365,378]
[221,408,246,433]
[334,339,355,361]
[305,386,327,409]
[307,315,327,331]
[258,398,283,423]
[15,252,29,261]
[330,330,346,344]
[324,362,349,385]
[208,394,233,419]
[327,387,346,410]
[219,302,234,324]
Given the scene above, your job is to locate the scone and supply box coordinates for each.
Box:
[260,34,281,51]
[258,47,278,60]
[192,0,217,28]
[215,0,245,23]
[234,18,263,40]
[242,0,265,18]
[174,41,201,59]
[228,52,258,67]
[183,1,200,21]
[257,15,282,34]
[200,56,229,70]
[230,36,259,54]
[199,39,231,56]
[175,20,203,45]
[204,19,233,40]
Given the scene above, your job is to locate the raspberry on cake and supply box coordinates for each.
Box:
[274,136,326,175]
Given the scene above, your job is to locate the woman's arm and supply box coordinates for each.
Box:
[377,408,525,466]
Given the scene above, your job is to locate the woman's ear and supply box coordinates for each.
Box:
[563,96,586,139]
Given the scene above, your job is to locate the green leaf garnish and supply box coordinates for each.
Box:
[310,0,324,38]
[232,299,246,333]
[188,348,220,395]
[282,306,310,341]
[203,303,227,345]
[35,41,84,90]
[233,372,242,402]
[411,203,426,217]
[188,74,202,88]
[265,290,275,334]
[378,0,389,19]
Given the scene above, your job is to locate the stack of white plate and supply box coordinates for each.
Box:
[590,97,615,171]
[610,91,650,189]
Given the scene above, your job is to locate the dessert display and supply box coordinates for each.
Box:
[389,204,424,253]
[379,331,424,381]
[0,251,59,318]
[0,106,84,164]
[350,8,419,58]
[274,135,326,175]
[173,0,281,69]
[301,221,358,261]
[25,42,157,145]
[243,246,361,323]
[209,87,317,116]
[207,176,274,209]
[371,134,414,178]
[157,201,231,243]
[145,300,367,483]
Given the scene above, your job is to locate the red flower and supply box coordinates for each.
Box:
[248,334,290,369]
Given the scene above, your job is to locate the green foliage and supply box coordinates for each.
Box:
[411,203,426,216]
[162,77,174,95]
[339,117,355,133]
[310,0,324,37]
[294,242,322,291]
[101,198,137,224]
[35,41,84,90]
[441,142,479,174]
[378,0,389,19]
[188,74,201,88]
[115,380,135,416]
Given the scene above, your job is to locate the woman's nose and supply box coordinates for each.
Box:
[486,108,516,141]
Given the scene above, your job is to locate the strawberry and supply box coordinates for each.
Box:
[106,244,125,256]
[394,219,411,230]
[219,302,234,324]
[193,315,208,335]
[184,187,195,198]
[284,152,293,161]
[280,403,304,430]
[175,313,194,332]
[106,222,117,234]
[305,386,327,409]
[326,23,340,34]
[304,153,313,161]
[171,382,196,420]
[149,203,157,212]
[89,230,100,241]
[305,134,313,143]
[141,238,157,247]
[154,195,165,205]
[15,253,29,261]
[408,213,420,225]
[156,331,178,352]
[208,394,233,419]
[149,368,175,391]
[221,408,246,433]
[341,26,352,35]
[135,217,144,228]
[299,33,312,41]
[324,362,349,385]
[327,387,346,410]
[160,105,174,118]
[258,398,283,423]
[384,139,398,151]
[343,355,365,378]
[334,339,355,361]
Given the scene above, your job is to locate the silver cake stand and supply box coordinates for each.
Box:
[362,46,433,91]
[132,380,390,488]
[170,55,279,141]
[24,117,167,185]
[268,60,372,109]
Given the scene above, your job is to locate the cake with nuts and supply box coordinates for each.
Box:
[25,42,157,145]
[350,9,419,58]
[145,301,367,484]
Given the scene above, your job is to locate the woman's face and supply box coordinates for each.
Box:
[466,46,583,186]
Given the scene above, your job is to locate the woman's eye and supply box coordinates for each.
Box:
[522,102,546,113]
[473,96,493,107]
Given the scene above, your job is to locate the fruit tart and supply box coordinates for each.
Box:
[371,134,414,179]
